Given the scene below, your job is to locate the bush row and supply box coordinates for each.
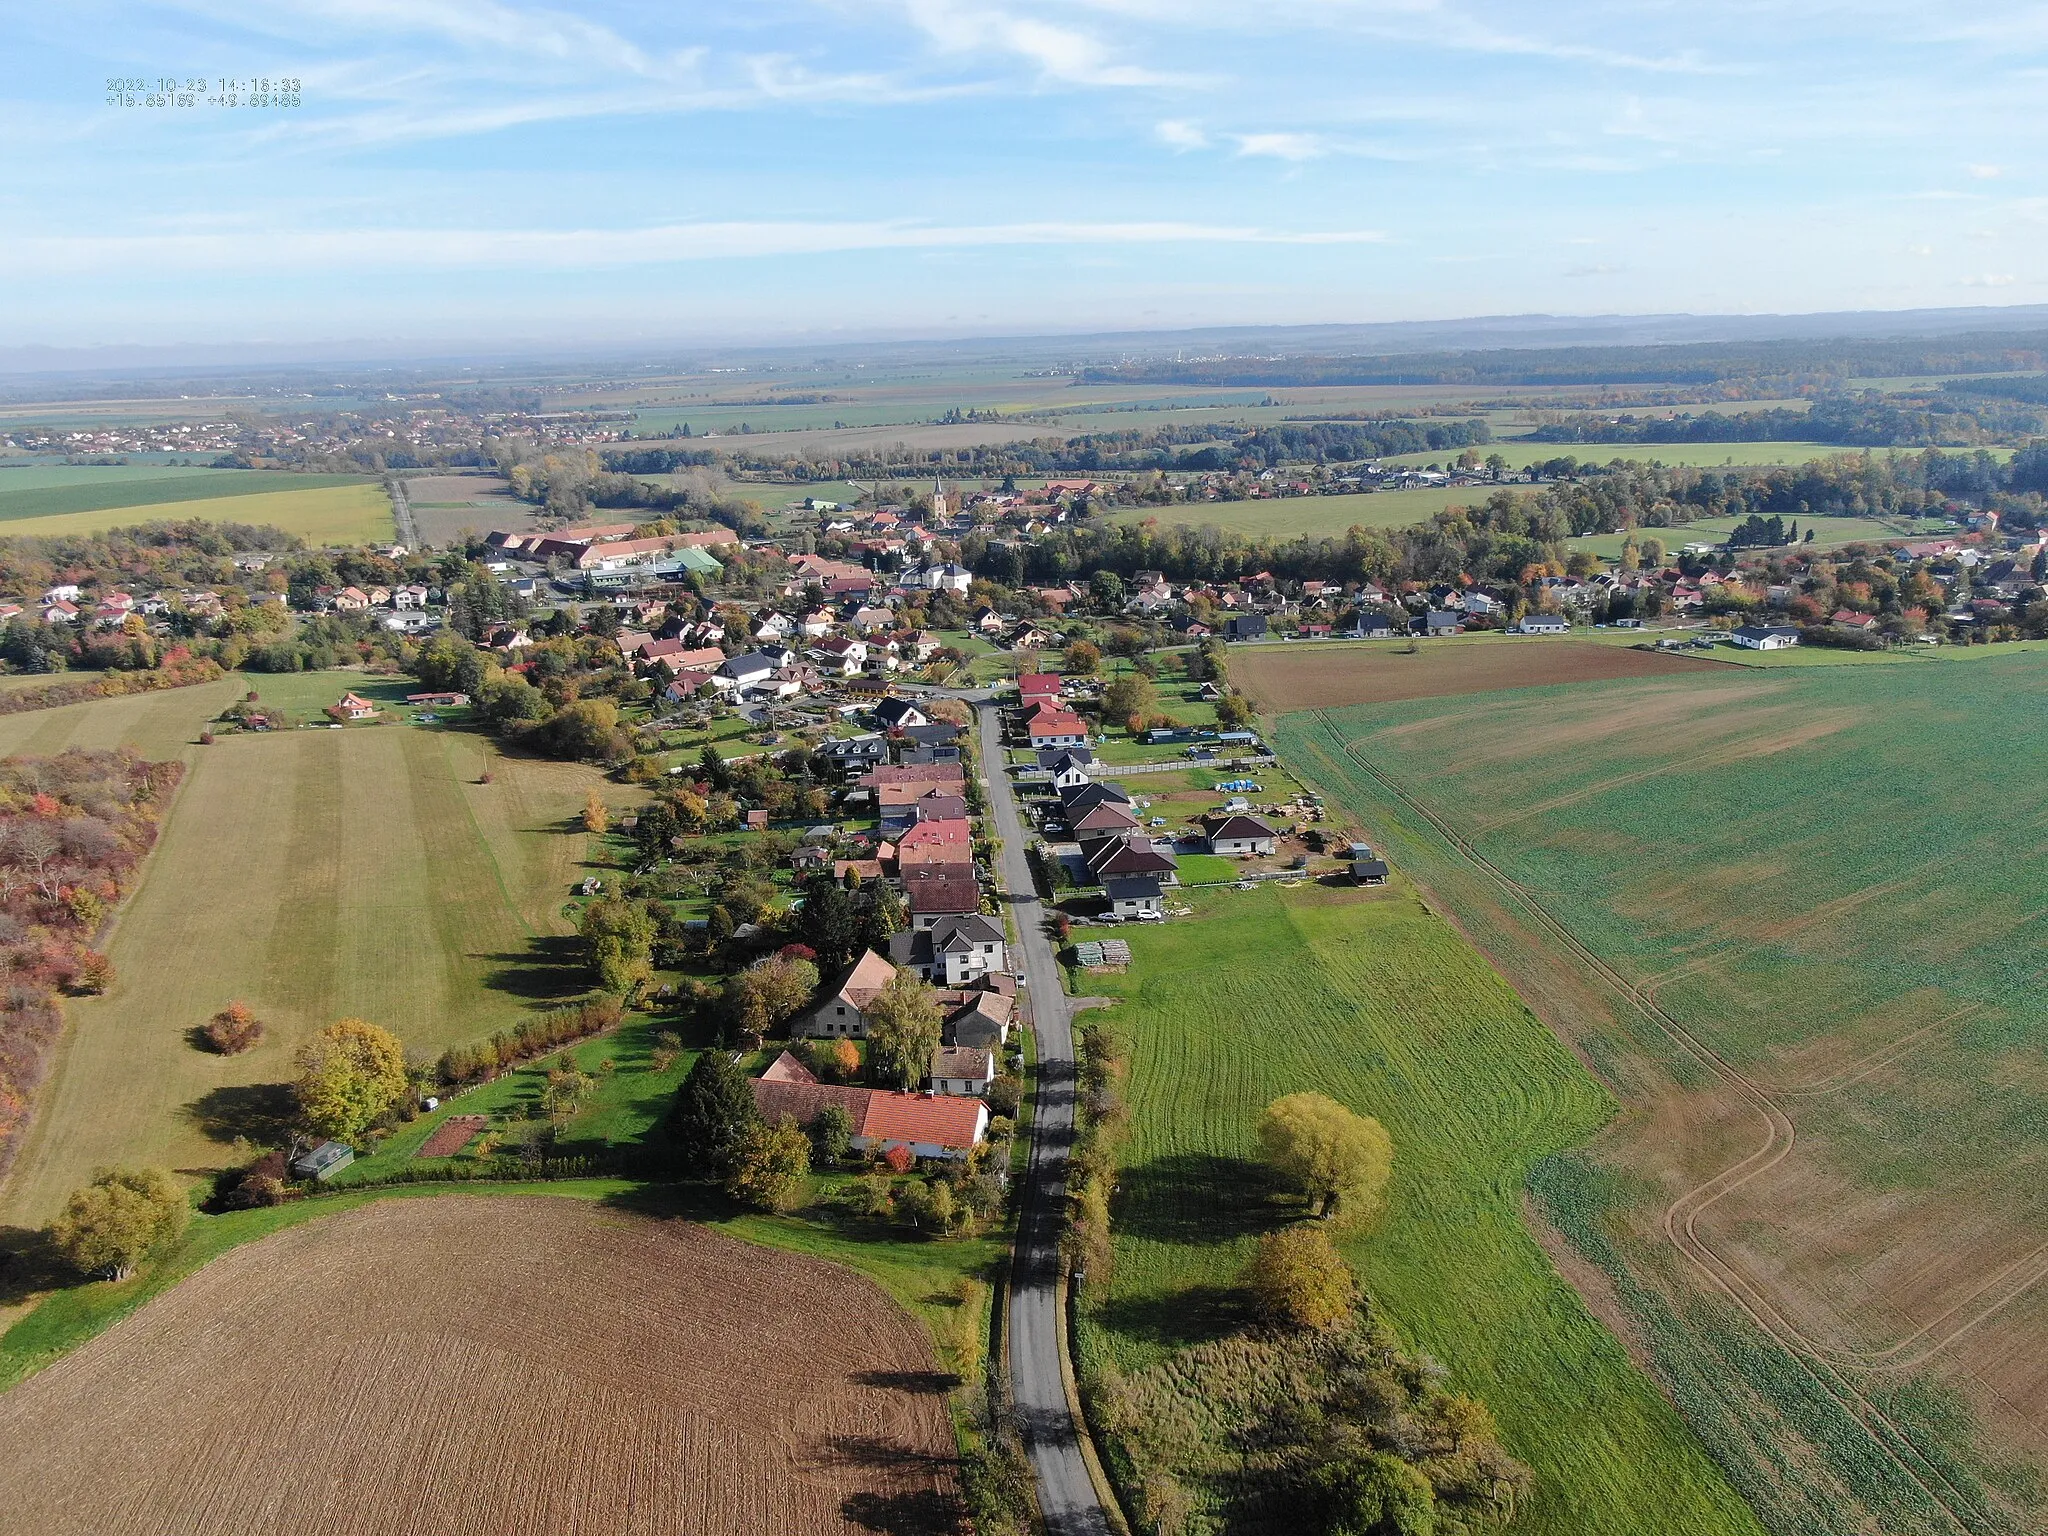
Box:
[434,995,624,1086]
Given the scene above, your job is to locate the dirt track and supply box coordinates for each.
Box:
[0,1196,961,1536]
[1235,639,1724,712]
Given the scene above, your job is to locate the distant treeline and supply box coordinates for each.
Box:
[674,417,1489,482]
[1077,330,2048,389]
[1527,394,2046,448]
[959,449,2048,593]
[1942,373,2048,405]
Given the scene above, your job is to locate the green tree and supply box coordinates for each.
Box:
[1101,672,1156,732]
[749,954,820,1028]
[1257,1092,1393,1221]
[727,1116,813,1211]
[580,898,656,997]
[864,971,942,1091]
[812,1103,856,1162]
[698,744,733,792]
[1088,570,1125,611]
[669,1048,758,1177]
[1314,1451,1437,1536]
[797,873,861,971]
[295,1018,408,1141]
[1243,1225,1356,1330]
[48,1166,188,1281]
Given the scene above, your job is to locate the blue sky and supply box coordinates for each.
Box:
[3,1,2046,348]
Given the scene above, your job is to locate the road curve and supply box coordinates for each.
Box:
[974,700,1114,1536]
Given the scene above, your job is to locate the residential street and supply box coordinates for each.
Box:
[974,700,1114,1536]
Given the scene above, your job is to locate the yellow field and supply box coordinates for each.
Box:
[0,672,608,1225]
[0,484,393,545]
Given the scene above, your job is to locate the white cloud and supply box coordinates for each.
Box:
[896,0,1176,86]
[1967,163,2003,178]
[1155,119,1209,150]
[1962,273,2016,286]
[1234,132,1328,161]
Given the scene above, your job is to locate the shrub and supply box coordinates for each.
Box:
[202,1002,264,1055]
[882,1143,916,1175]
[1243,1225,1355,1330]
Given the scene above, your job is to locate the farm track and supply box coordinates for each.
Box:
[1306,711,2005,1536]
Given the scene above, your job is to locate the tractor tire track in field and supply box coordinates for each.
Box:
[1305,712,1998,1536]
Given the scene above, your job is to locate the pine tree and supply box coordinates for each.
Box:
[669,1049,758,1178]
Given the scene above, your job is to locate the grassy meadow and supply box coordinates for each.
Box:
[0,670,608,1227]
[1278,657,2048,1534]
[1076,881,1764,1536]
[1107,486,1491,540]
[1378,440,1851,470]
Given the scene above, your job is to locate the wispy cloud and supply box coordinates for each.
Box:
[0,219,1391,277]
[1154,119,1209,150]
[896,0,1179,86]
[1234,132,1328,161]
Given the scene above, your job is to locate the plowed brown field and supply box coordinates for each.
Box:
[1233,639,1722,711]
[0,1197,962,1536]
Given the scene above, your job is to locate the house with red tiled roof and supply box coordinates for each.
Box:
[749,1076,988,1160]
[1017,673,1063,706]
[333,691,379,722]
[1025,709,1088,749]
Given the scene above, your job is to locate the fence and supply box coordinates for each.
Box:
[1109,754,1276,776]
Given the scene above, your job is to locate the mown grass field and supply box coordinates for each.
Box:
[1566,512,1939,558]
[0,670,607,1227]
[1279,659,2048,1534]
[1379,440,1851,470]
[1076,881,1764,1536]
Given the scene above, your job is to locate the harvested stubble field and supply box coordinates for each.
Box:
[0,1196,960,1536]
[1232,637,1723,711]
[1278,654,2048,1535]
[0,671,605,1226]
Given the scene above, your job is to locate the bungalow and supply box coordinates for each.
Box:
[1514,614,1570,635]
[1832,609,1879,635]
[406,691,470,707]
[1081,831,1178,884]
[332,586,371,612]
[1419,610,1463,636]
[929,1045,996,1097]
[874,696,929,730]
[1104,874,1164,918]
[1346,614,1395,639]
[717,652,780,689]
[1070,800,1142,836]
[334,691,379,722]
[1202,813,1280,857]
[1730,625,1801,651]
[1223,614,1267,642]
[802,950,899,1038]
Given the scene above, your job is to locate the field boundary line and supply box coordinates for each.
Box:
[1303,711,1995,1536]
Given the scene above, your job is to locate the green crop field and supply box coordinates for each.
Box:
[0,476,391,545]
[0,670,608,1227]
[1106,485,1491,540]
[1277,658,2048,1535]
[1077,882,1764,1536]
[0,467,373,522]
[1379,440,1855,470]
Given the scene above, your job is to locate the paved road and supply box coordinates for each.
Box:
[975,701,1114,1536]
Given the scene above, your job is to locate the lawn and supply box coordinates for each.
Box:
[1075,881,1762,1536]
[1279,660,2048,1535]
[0,670,610,1227]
